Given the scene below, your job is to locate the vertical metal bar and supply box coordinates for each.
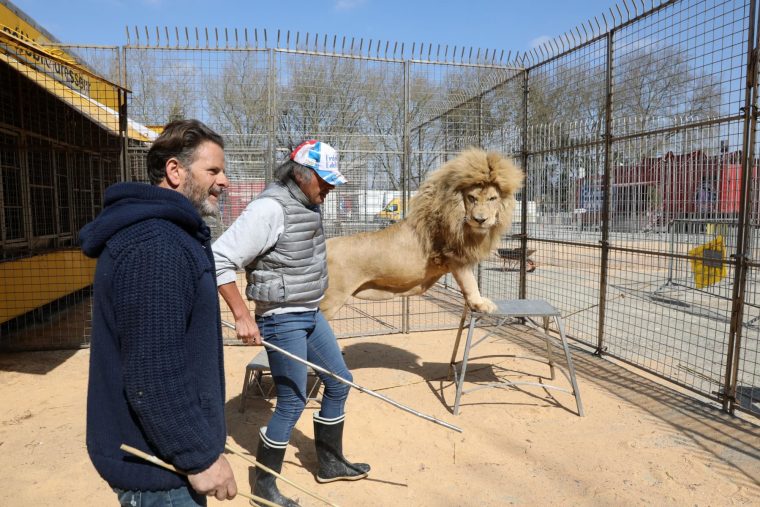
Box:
[724,0,759,413]
[118,88,128,182]
[266,48,276,182]
[120,46,129,182]
[596,29,615,356]
[520,69,529,299]
[418,122,423,201]
[402,59,411,333]
[477,95,483,289]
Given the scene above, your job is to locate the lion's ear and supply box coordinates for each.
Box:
[488,153,525,197]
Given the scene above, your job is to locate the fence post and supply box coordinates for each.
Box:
[266,48,276,182]
[118,88,128,182]
[724,0,759,413]
[520,69,529,299]
[402,59,411,333]
[120,46,129,182]
[596,30,615,356]
[477,94,483,289]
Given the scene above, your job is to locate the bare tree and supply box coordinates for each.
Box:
[276,56,369,149]
[126,51,196,127]
[614,46,720,122]
[364,68,443,191]
[528,60,605,131]
[612,45,722,160]
[206,52,269,149]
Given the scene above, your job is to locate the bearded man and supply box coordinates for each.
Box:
[80,119,238,506]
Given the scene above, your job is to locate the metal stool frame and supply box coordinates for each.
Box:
[239,349,322,413]
[448,299,584,416]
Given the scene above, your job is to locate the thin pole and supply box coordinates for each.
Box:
[724,0,759,413]
[520,69,529,298]
[266,48,276,182]
[402,59,411,334]
[119,45,128,182]
[596,28,615,356]
[222,321,462,433]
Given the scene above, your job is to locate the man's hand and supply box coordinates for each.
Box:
[188,454,237,501]
[218,282,260,345]
[235,311,262,345]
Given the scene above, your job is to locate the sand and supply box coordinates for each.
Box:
[1,324,759,506]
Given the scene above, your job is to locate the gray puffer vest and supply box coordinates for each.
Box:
[245,179,328,304]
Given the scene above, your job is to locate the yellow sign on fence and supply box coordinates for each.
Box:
[688,235,727,289]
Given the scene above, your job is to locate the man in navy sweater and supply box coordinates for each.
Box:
[80,119,238,506]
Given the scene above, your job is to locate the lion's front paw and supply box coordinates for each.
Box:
[469,297,498,313]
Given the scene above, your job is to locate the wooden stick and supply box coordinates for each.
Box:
[119,444,277,507]
[225,443,338,507]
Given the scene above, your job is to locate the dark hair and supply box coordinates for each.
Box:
[146,119,225,185]
[273,159,314,184]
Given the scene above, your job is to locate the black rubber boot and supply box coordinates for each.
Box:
[253,427,300,507]
[313,414,370,483]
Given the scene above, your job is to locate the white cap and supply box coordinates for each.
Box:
[290,140,347,186]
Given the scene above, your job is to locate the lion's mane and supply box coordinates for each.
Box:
[407,148,525,265]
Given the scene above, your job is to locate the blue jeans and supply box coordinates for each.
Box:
[114,486,206,506]
[256,310,352,442]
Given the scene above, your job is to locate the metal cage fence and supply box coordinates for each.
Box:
[0,37,130,350]
[515,0,760,418]
[1,0,759,418]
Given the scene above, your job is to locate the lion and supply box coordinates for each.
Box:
[320,148,524,320]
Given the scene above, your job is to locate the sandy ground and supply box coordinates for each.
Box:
[1,324,759,507]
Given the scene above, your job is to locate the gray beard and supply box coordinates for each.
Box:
[181,173,218,217]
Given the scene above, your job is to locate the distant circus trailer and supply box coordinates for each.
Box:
[577,150,758,222]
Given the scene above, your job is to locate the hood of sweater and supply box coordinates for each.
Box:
[79,182,210,258]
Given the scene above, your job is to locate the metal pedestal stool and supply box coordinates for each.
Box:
[449,299,584,416]
[239,349,322,413]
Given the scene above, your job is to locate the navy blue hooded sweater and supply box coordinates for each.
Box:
[80,182,226,491]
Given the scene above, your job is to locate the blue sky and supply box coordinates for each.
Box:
[11,0,617,57]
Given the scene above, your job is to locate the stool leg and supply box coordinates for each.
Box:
[253,369,267,397]
[554,316,585,417]
[542,316,556,380]
[313,378,323,400]
[453,315,478,415]
[448,306,469,380]
[240,367,253,413]
[307,372,322,401]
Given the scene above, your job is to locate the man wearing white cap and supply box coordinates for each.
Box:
[213,140,369,507]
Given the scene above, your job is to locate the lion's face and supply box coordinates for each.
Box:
[462,185,502,233]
